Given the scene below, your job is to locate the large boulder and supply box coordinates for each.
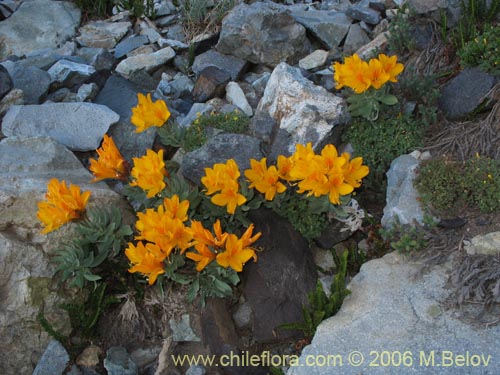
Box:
[257,62,348,155]
[216,2,310,66]
[0,0,81,59]
[288,251,500,375]
[0,137,131,375]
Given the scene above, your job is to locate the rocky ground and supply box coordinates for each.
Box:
[0,0,499,374]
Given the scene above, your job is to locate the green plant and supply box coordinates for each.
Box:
[280,250,351,338]
[180,0,236,40]
[54,207,133,288]
[117,0,156,18]
[387,5,416,55]
[462,155,500,212]
[74,0,114,19]
[459,23,500,76]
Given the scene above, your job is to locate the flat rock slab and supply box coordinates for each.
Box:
[2,103,119,151]
[0,0,81,59]
[288,252,500,375]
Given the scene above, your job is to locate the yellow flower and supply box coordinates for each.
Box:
[366,57,390,90]
[211,179,247,214]
[277,155,294,181]
[377,54,404,83]
[342,153,370,188]
[216,233,257,272]
[191,219,228,248]
[163,194,189,222]
[125,241,166,285]
[89,135,129,182]
[244,158,287,201]
[325,167,354,204]
[131,93,170,133]
[37,178,91,234]
[186,243,216,272]
[334,54,371,94]
[239,224,261,247]
[130,149,168,198]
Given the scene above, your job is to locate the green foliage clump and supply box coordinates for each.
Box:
[459,23,500,76]
[379,217,433,254]
[75,0,156,19]
[416,156,500,215]
[180,0,236,39]
[54,207,133,288]
[387,5,416,55]
[117,0,156,19]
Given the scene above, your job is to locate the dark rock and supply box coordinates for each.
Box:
[315,220,355,249]
[32,340,70,375]
[103,347,138,375]
[191,66,231,103]
[48,60,96,88]
[181,133,263,184]
[248,110,278,144]
[192,49,247,81]
[291,10,351,49]
[0,65,13,100]
[114,35,149,59]
[411,22,435,50]
[346,4,381,25]
[343,24,371,55]
[438,217,467,229]
[95,75,155,160]
[438,68,497,120]
[242,208,317,343]
[216,2,310,66]
[77,47,115,71]
[2,63,50,104]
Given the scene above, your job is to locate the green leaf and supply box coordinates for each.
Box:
[378,94,398,105]
[83,273,102,282]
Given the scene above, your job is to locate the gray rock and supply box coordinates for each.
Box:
[346,4,381,24]
[249,110,277,144]
[0,65,12,100]
[129,346,162,368]
[343,23,371,55]
[95,75,156,160]
[288,251,500,375]
[232,302,253,330]
[104,347,138,375]
[48,60,96,87]
[382,154,426,227]
[115,47,176,79]
[257,62,348,154]
[243,208,317,342]
[77,20,131,49]
[299,49,329,70]
[77,47,115,71]
[177,103,214,128]
[76,83,100,102]
[216,2,310,66]
[438,68,497,120]
[157,73,194,99]
[186,365,206,375]
[0,88,23,117]
[315,219,354,249]
[465,231,500,256]
[114,35,149,59]
[407,0,444,14]
[169,314,201,342]
[158,37,189,49]
[3,64,50,104]
[225,82,253,116]
[192,49,247,81]
[291,10,351,49]
[251,72,272,95]
[192,66,231,103]
[32,341,69,375]
[181,133,263,184]
[2,103,119,151]
[355,30,389,59]
[0,0,81,59]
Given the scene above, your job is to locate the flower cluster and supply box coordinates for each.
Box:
[130,149,169,198]
[333,53,404,94]
[89,135,129,182]
[37,178,91,234]
[244,158,287,200]
[131,93,170,133]
[201,159,247,214]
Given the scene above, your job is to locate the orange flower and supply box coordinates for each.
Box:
[240,224,261,247]
[89,135,129,182]
[163,195,189,222]
[366,57,390,90]
[334,54,371,94]
[37,178,91,234]
[277,155,294,181]
[131,93,170,133]
[216,233,257,272]
[186,243,216,272]
[211,180,247,214]
[191,219,228,248]
[342,153,370,188]
[130,149,168,198]
[378,54,404,83]
[244,158,287,200]
[125,241,166,285]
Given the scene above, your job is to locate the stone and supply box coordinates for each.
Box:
[114,35,149,59]
[76,83,100,102]
[76,345,103,367]
[0,88,23,117]
[129,346,162,368]
[192,49,247,81]
[288,251,500,374]
[2,103,119,151]
[157,73,194,99]
[104,347,138,375]
[0,64,12,100]
[181,133,263,184]
[248,110,278,144]
[77,20,131,49]
[32,341,70,375]
[243,208,317,342]
[225,82,253,116]
[192,67,231,103]
[343,24,372,55]
[115,47,176,79]
[48,60,96,87]
[158,37,189,50]
[0,0,81,59]
[77,47,115,71]
[177,103,215,128]
[346,4,381,24]
[257,62,348,154]
[170,314,201,342]
[186,365,206,375]
[438,68,497,120]
[291,10,351,49]
[216,2,309,66]
[465,232,500,256]
[3,64,50,104]
[354,31,389,59]
[315,219,354,249]
[95,75,156,160]
[251,72,272,95]
[407,0,444,14]
[232,302,253,330]
[382,154,426,228]
[311,247,336,272]
[299,50,329,70]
